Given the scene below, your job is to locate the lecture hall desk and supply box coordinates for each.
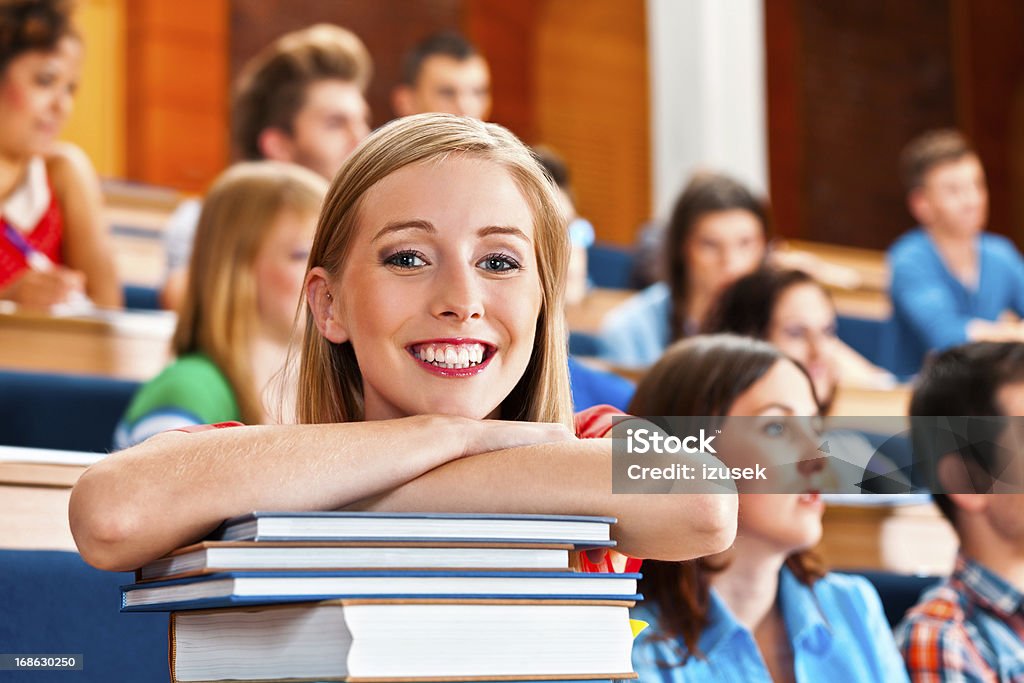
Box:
[0,304,173,381]
[0,447,98,550]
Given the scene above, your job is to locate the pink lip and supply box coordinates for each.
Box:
[406,338,496,378]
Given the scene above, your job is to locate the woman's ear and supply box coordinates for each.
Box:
[305,267,349,344]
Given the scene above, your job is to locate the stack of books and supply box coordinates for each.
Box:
[122,511,642,682]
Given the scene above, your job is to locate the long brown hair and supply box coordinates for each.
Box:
[297,113,573,428]
[627,334,825,660]
[664,173,769,342]
[174,162,327,424]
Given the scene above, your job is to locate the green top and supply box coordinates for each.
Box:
[115,352,240,449]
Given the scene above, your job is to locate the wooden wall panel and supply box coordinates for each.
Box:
[767,0,956,249]
[125,0,229,192]
[63,0,125,178]
[952,0,1024,244]
[533,0,650,246]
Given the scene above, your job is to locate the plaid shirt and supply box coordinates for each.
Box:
[896,553,1024,682]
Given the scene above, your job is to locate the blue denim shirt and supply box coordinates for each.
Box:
[631,568,909,682]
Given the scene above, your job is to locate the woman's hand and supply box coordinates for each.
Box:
[460,418,577,457]
[0,266,85,309]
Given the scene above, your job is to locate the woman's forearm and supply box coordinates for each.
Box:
[353,439,738,562]
[69,416,473,571]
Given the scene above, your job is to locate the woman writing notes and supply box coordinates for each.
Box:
[0,0,120,308]
[70,114,737,572]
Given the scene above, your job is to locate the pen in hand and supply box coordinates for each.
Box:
[2,221,91,310]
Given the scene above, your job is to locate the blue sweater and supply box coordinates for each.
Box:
[887,228,1024,376]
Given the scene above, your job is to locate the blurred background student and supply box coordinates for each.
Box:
[628,334,908,682]
[595,172,768,368]
[391,31,491,120]
[160,23,371,311]
[0,0,120,309]
[115,162,327,448]
[888,129,1024,377]
[533,144,634,412]
[705,267,894,414]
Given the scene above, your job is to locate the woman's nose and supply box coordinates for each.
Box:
[431,266,484,321]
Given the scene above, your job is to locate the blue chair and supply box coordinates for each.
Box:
[587,242,637,290]
[0,370,139,452]
[851,569,940,627]
[123,284,161,311]
[0,549,168,682]
[836,314,899,375]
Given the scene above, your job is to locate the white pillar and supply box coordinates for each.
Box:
[646,0,767,220]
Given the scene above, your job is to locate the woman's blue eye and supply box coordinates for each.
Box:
[763,421,785,437]
[385,251,427,268]
[478,253,521,272]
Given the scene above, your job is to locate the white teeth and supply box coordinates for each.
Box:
[414,343,488,369]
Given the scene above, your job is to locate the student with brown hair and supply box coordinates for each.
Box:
[71,114,736,575]
[161,23,371,310]
[0,0,121,309]
[116,162,327,448]
[628,334,907,682]
[391,31,491,120]
[704,267,893,413]
[595,172,768,368]
[888,129,1024,376]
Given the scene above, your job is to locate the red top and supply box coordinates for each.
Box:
[0,189,63,289]
[172,406,642,573]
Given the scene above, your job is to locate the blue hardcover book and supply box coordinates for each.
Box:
[209,511,616,547]
[168,599,639,681]
[123,569,642,611]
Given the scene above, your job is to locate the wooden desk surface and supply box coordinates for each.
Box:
[816,500,956,574]
[0,305,174,381]
[0,446,101,551]
[565,287,634,335]
[785,239,889,293]
[831,384,911,417]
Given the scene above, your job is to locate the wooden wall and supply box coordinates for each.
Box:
[766,0,1024,249]
[124,0,229,192]
[63,0,125,178]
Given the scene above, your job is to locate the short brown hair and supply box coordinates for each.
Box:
[900,129,976,191]
[232,24,372,161]
[0,0,77,74]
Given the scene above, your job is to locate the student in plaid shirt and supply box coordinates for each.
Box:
[896,342,1024,681]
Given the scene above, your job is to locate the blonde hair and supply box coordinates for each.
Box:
[174,161,327,424]
[298,113,573,428]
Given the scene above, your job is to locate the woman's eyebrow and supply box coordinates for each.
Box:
[371,219,436,243]
[478,225,532,244]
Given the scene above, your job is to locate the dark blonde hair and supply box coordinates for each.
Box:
[0,0,77,73]
[232,24,372,161]
[174,162,327,424]
[628,334,824,660]
[297,113,573,428]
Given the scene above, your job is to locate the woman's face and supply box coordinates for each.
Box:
[684,208,765,297]
[325,155,543,421]
[0,37,81,158]
[254,208,318,343]
[767,282,840,410]
[724,359,825,555]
